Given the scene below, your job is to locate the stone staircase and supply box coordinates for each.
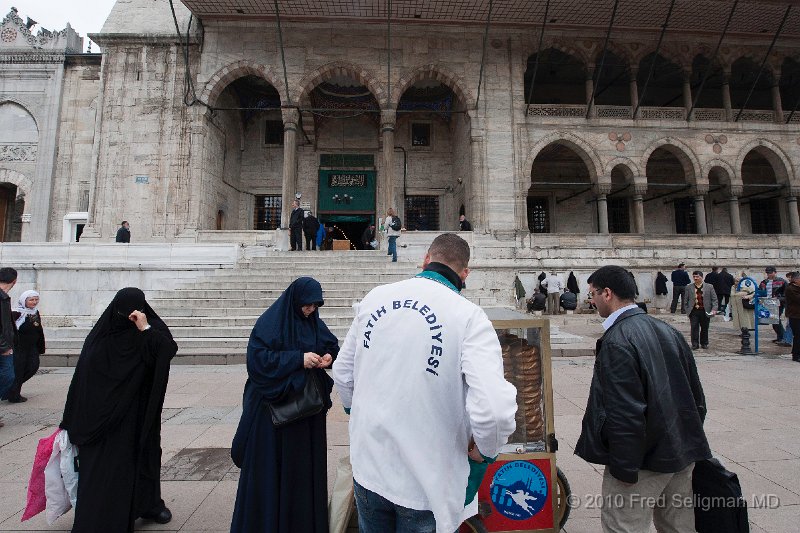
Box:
[43,251,420,365]
[42,250,594,365]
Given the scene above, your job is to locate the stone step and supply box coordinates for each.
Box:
[147,288,376,299]
[152,298,360,311]
[172,281,387,291]
[46,332,350,351]
[181,273,412,283]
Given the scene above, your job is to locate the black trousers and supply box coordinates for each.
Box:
[304,234,317,250]
[290,227,303,251]
[671,285,687,313]
[716,291,729,311]
[790,317,800,360]
[689,308,711,347]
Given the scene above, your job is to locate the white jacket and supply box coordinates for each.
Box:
[384,215,402,237]
[332,276,517,533]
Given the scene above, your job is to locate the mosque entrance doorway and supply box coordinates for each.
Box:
[318,163,376,250]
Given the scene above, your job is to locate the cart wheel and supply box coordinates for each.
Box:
[555,466,572,529]
[459,515,488,533]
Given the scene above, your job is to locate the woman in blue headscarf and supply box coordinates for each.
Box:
[231,277,339,533]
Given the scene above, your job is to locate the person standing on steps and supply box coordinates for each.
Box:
[289,200,304,251]
[670,262,690,313]
[383,208,401,262]
[115,221,130,243]
[302,211,320,251]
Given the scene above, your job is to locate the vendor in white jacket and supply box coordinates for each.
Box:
[333,233,517,533]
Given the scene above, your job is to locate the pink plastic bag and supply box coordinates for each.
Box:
[22,428,61,522]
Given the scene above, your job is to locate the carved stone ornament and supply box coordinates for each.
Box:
[704,133,727,154]
[0,144,37,162]
[1,7,79,51]
[608,131,631,152]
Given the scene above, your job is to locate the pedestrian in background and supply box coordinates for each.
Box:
[541,272,563,315]
[115,221,130,243]
[577,265,710,533]
[716,267,735,312]
[759,266,787,343]
[0,268,17,426]
[784,272,800,362]
[302,211,320,251]
[5,290,44,403]
[670,262,690,313]
[684,271,718,349]
[458,214,472,231]
[289,200,304,251]
[383,208,401,262]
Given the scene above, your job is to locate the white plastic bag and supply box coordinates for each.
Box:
[44,433,71,524]
[57,430,79,508]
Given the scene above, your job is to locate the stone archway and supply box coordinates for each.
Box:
[199,60,285,109]
[0,168,31,242]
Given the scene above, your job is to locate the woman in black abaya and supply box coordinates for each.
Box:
[60,287,178,532]
[231,277,339,533]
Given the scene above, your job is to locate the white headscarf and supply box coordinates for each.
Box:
[14,290,40,329]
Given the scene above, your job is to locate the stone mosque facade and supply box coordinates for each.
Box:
[1,0,800,304]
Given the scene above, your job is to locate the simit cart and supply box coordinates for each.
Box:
[460,309,572,533]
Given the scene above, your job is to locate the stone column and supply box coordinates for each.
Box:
[380,109,397,222]
[585,65,596,118]
[632,183,647,233]
[596,182,611,234]
[772,83,784,123]
[786,193,800,234]
[682,70,693,120]
[694,191,708,234]
[721,69,732,121]
[728,196,742,234]
[280,108,299,227]
[629,67,639,118]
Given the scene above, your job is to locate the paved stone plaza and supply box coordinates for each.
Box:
[0,315,798,532]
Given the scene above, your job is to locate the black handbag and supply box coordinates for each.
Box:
[268,370,325,427]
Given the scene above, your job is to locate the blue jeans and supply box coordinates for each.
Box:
[387,236,398,262]
[354,481,436,533]
[0,354,14,400]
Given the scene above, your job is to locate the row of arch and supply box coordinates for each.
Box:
[523,134,795,188]
[524,49,800,110]
[200,60,473,111]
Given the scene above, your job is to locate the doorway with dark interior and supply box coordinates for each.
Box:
[318,215,372,250]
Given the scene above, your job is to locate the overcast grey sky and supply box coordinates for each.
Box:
[8,0,118,48]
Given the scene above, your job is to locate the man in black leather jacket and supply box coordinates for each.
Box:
[576,265,710,532]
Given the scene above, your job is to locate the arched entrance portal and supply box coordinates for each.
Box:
[205,75,283,231]
[0,183,23,242]
[741,149,784,234]
[528,143,594,233]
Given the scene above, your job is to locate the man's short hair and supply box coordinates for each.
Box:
[692,270,703,277]
[765,266,776,273]
[587,265,637,301]
[427,233,470,271]
[678,262,685,267]
[121,220,127,226]
[0,267,17,283]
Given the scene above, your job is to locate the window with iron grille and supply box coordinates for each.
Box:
[405,196,439,230]
[411,123,431,147]
[749,199,781,234]
[254,195,282,230]
[674,197,697,234]
[527,196,550,233]
[265,120,284,145]
[608,198,630,233]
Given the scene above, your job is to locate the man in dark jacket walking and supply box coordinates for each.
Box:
[670,262,690,313]
[576,265,710,532]
[0,267,18,426]
[288,200,304,251]
[302,211,320,251]
[760,266,787,343]
[115,221,131,243]
[716,267,735,312]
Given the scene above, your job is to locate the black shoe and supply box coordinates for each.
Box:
[141,507,172,524]
[7,395,26,403]
[701,345,708,349]
[777,341,792,347]
[793,357,800,362]
[772,339,781,344]
[692,344,699,349]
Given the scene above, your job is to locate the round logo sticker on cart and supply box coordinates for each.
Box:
[489,461,548,520]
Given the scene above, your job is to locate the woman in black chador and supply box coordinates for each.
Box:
[60,287,178,532]
[231,277,339,533]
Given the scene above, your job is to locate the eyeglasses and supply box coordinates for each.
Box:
[588,288,605,299]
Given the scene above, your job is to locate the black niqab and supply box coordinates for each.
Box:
[61,287,176,446]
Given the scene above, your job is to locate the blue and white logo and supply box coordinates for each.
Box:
[489,461,548,520]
